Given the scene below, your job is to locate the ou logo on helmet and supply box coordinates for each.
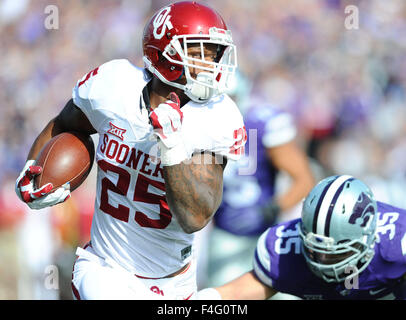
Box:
[153,7,173,40]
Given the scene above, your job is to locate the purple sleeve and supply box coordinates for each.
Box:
[253,219,313,294]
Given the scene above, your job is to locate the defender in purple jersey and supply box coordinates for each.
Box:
[199,175,406,300]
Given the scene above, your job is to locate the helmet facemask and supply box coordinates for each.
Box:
[299,226,376,283]
[145,27,237,103]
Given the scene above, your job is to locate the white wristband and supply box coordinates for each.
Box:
[196,288,222,300]
[159,141,189,166]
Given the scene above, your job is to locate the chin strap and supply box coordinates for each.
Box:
[176,67,185,81]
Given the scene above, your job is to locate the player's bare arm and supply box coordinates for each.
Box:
[26,99,95,160]
[215,270,277,300]
[163,153,226,233]
[266,141,315,211]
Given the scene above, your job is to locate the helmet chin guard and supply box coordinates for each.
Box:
[185,72,215,102]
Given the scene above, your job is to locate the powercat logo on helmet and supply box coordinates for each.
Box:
[348,192,375,227]
[153,6,173,40]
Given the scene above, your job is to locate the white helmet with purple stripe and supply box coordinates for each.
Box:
[299,175,378,283]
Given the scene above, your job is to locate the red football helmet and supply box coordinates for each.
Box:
[142,1,237,103]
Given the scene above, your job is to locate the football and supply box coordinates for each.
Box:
[34,132,95,192]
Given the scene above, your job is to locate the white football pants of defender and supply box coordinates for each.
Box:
[71,244,197,300]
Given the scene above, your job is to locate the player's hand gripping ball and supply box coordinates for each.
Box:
[15,132,95,210]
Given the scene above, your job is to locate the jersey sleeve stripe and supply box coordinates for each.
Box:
[253,229,273,287]
[253,250,273,287]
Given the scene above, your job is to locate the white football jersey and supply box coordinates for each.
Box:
[72,59,246,277]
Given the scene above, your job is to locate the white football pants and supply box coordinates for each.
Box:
[71,243,197,300]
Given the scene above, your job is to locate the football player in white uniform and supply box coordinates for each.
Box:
[15,1,245,300]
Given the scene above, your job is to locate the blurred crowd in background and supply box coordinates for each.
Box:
[1,0,406,299]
